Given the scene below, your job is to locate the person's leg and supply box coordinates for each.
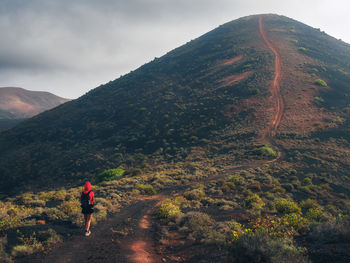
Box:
[86,213,92,231]
[84,213,88,231]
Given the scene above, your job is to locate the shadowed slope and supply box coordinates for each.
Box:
[1,14,350,195]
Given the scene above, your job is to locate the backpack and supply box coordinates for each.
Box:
[81,190,92,209]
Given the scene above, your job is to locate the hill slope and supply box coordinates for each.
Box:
[1,14,350,263]
[1,14,350,194]
[0,87,70,119]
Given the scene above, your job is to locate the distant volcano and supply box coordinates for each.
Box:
[0,87,70,119]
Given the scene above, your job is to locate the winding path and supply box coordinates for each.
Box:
[18,16,286,263]
[259,16,284,138]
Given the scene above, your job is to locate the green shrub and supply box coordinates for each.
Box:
[184,189,205,200]
[282,213,309,231]
[135,184,157,195]
[44,208,66,221]
[300,199,319,210]
[0,216,23,233]
[179,212,222,244]
[314,96,324,103]
[97,168,125,183]
[274,199,301,214]
[38,229,62,247]
[298,47,308,52]
[227,231,308,263]
[158,198,183,221]
[59,199,81,215]
[55,190,68,200]
[243,194,264,210]
[229,174,243,183]
[314,79,327,87]
[252,88,261,95]
[256,145,277,158]
[11,245,35,257]
[12,231,43,257]
[222,182,236,192]
[38,192,56,201]
[302,177,312,186]
[306,207,325,222]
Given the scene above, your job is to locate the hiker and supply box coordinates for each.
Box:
[80,181,94,236]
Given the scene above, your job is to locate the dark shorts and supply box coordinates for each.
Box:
[82,206,94,214]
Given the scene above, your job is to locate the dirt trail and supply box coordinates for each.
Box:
[17,17,286,263]
[18,197,164,263]
[123,16,284,263]
[259,16,284,138]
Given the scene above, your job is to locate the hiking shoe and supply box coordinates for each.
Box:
[85,230,91,236]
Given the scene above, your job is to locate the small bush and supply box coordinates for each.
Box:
[38,229,62,247]
[158,199,183,221]
[282,213,309,232]
[135,184,157,195]
[0,216,24,233]
[97,168,125,183]
[274,199,301,214]
[256,145,277,158]
[229,174,243,184]
[306,207,327,222]
[184,189,205,200]
[298,47,308,52]
[302,177,312,186]
[314,79,327,87]
[314,96,324,103]
[44,208,66,221]
[11,245,35,257]
[243,194,264,210]
[179,212,222,244]
[12,231,43,257]
[300,199,319,210]
[59,199,81,215]
[227,231,308,263]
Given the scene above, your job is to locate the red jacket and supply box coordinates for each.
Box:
[80,181,94,205]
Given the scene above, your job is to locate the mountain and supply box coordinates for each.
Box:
[0,87,70,119]
[2,14,350,263]
[1,14,350,194]
[0,87,70,130]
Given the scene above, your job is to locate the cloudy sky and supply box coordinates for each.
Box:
[1,0,349,99]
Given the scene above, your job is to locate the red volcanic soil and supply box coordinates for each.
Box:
[218,71,253,88]
[218,55,243,66]
[18,197,164,263]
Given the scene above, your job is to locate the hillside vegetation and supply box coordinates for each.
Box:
[0,14,350,262]
[0,15,274,192]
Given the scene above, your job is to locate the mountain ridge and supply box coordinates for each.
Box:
[1,14,350,194]
[0,87,70,120]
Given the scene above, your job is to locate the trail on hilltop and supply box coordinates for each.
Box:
[259,16,284,138]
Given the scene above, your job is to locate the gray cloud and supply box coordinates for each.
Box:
[0,0,349,98]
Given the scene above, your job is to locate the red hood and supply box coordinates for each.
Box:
[83,181,92,193]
